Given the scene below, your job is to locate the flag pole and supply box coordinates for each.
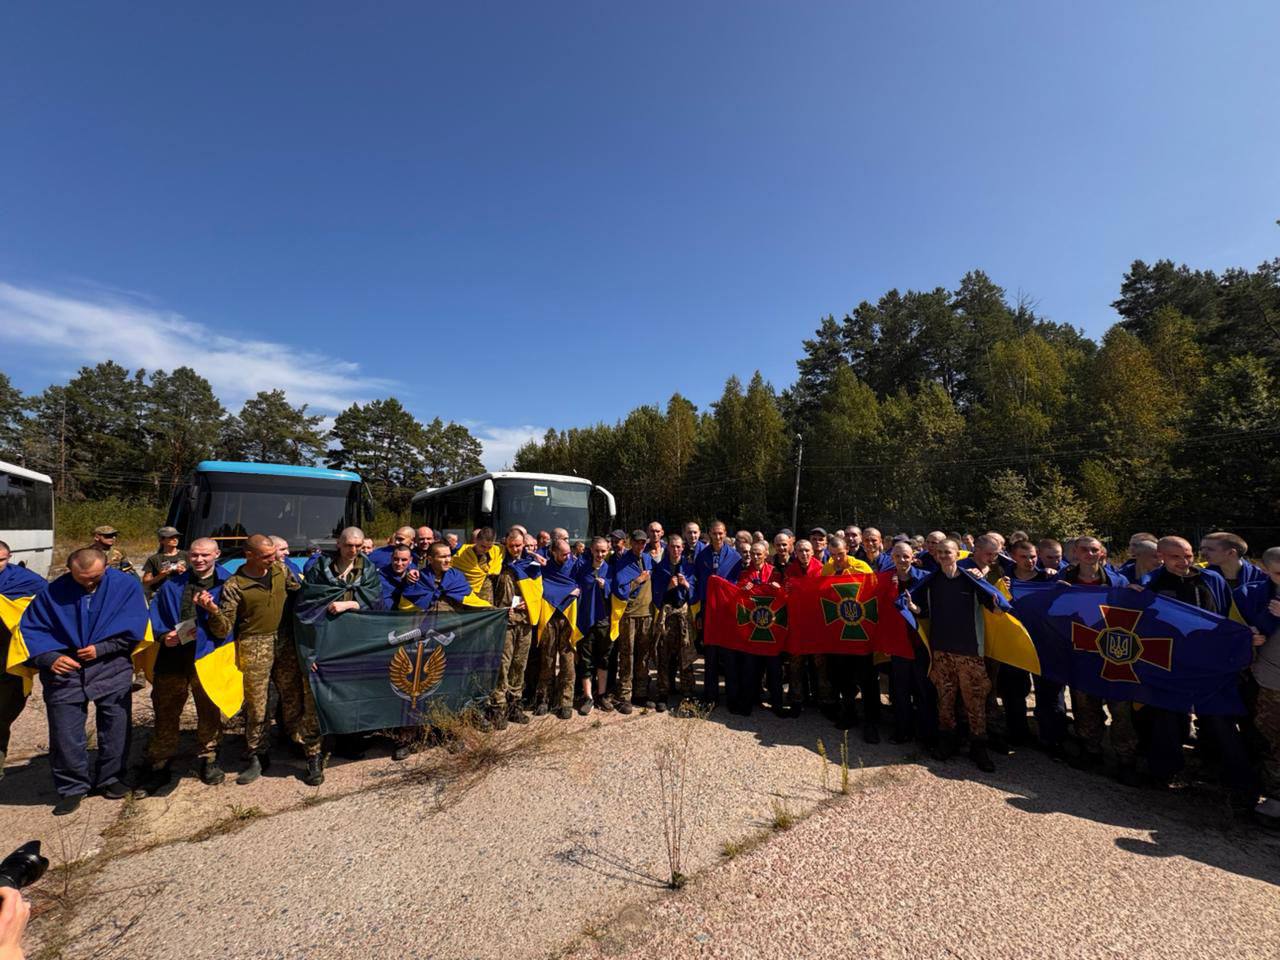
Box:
[790,433,803,534]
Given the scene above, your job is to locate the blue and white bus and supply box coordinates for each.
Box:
[0,459,54,577]
[165,461,374,570]
[410,472,616,545]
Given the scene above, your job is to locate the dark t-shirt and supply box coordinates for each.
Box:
[1146,568,1217,613]
[143,550,188,598]
[922,572,983,656]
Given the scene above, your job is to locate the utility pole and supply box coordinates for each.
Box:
[790,433,803,534]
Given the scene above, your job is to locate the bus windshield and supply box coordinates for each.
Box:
[197,473,357,554]
[494,478,590,541]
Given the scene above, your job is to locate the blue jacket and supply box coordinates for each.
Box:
[650,553,696,609]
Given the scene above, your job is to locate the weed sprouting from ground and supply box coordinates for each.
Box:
[839,732,851,795]
[721,828,771,859]
[654,703,707,889]
[816,738,830,792]
[769,798,796,831]
[186,803,265,843]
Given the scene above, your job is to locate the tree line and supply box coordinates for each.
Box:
[514,259,1280,545]
[0,367,484,514]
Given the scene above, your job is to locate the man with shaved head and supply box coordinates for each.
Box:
[1139,536,1255,801]
[17,548,148,814]
[369,526,417,569]
[137,538,230,793]
[858,527,893,573]
[207,533,319,785]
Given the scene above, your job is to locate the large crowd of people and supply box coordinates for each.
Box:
[1,518,1277,829]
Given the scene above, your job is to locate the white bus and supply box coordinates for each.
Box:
[411,472,616,545]
[0,460,54,577]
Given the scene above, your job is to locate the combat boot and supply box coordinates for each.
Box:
[508,701,531,725]
[199,757,226,786]
[533,701,549,716]
[303,755,325,786]
[556,705,574,720]
[489,704,510,731]
[139,763,173,795]
[969,738,996,773]
[237,754,263,785]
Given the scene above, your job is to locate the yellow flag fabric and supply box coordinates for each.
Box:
[453,544,504,596]
[1,595,36,696]
[609,595,629,641]
[822,557,874,575]
[196,639,244,717]
[131,622,159,681]
[538,596,584,648]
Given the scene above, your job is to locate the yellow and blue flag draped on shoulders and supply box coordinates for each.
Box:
[609,552,652,641]
[898,569,1041,675]
[10,568,151,689]
[538,556,584,647]
[506,554,544,621]
[148,565,243,718]
[453,543,504,597]
[1,563,51,696]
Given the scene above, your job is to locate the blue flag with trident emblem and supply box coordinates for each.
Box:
[1009,580,1253,715]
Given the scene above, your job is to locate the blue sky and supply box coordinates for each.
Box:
[2,2,1277,468]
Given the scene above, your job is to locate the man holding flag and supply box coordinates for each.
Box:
[492,527,539,725]
[612,531,654,713]
[137,538,233,793]
[0,541,48,782]
[1057,537,1136,779]
[14,548,148,814]
[694,521,741,709]
[650,534,697,713]
[453,527,503,603]
[822,534,878,739]
[903,539,1001,772]
[535,538,582,719]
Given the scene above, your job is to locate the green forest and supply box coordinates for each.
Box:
[0,370,484,520]
[515,258,1280,544]
[4,256,1278,547]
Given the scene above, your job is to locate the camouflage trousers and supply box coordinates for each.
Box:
[631,613,664,703]
[931,651,991,736]
[238,633,320,758]
[146,669,222,765]
[653,605,696,699]
[1255,684,1280,794]
[616,615,651,702]
[536,615,575,710]
[1071,690,1139,762]
[491,621,533,706]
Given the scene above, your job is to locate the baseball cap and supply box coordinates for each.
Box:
[609,529,627,541]
[630,529,647,542]
[93,525,119,537]
[809,526,827,537]
[157,526,180,538]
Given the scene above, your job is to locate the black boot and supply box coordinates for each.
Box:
[508,701,531,725]
[237,754,263,785]
[863,723,881,745]
[139,763,172,795]
[303,755,325,786]
[200,757,226,785]
[933,730,957,761]
[969,738,995,773]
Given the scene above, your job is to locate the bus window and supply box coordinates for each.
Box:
[494,478,590,541]
[440,487,472,543]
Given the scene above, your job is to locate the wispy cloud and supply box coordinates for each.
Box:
[468,423,547,472]
[0,281,395,413]
[0,280,547,472]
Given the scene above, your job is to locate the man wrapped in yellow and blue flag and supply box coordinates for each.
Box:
[12,549,149,813]
[533,538,582,718]
[138,537,238,791]
[0,546,48,780]
[452,528,504,604]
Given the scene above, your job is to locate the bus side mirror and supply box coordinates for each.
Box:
[481,478,494,515]
[593,484,616,526]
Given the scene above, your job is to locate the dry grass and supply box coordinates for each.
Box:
[654,703,708,889]
[768,797,796,831]
[186,803,266,843]
[720,828,772,860]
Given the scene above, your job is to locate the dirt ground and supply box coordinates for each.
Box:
[3,678,1277,960]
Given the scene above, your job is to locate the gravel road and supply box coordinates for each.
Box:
[3,684,1276,960]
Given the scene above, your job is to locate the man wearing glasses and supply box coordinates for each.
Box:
[91,526,137,576]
